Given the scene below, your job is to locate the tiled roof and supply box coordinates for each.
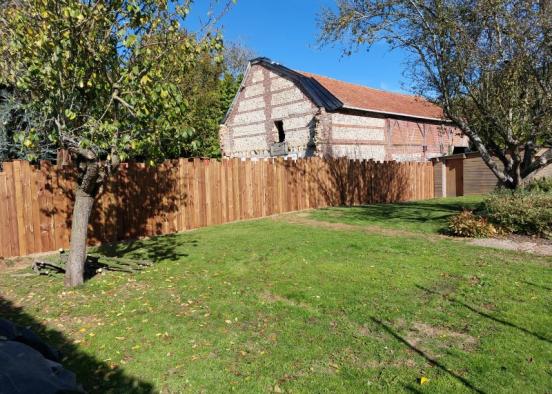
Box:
[222,58,448,123]
[297,71,445,120]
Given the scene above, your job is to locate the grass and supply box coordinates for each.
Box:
[308,195,484,234]
[0,196,551,393]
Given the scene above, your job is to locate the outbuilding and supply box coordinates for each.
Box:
[220,57,468,161]
[432,151,552,197]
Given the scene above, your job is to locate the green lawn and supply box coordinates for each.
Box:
[308,195,485,234]
[1,197,551,393]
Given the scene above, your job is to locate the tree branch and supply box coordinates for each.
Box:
[522,148,552,178]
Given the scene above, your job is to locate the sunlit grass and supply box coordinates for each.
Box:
[1,196,550,393]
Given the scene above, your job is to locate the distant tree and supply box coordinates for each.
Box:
[0,87,17,162]
[0,88,58,162]
[223,41,257,78]
[182,41,254,157]
[0,0,231,287]
[319,0,551,188]
[179,52,227,158]
[219,71,243,115]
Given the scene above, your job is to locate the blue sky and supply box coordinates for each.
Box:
[186,0,412,93]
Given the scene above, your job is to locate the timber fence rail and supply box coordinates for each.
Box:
[0,157,434,258]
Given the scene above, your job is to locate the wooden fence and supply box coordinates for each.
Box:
[0,157,434,258]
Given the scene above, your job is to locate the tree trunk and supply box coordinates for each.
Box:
[64,189,95,287]
[448,116,515,187]
[64,161,100,287]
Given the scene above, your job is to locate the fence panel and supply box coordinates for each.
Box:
[0,157,434,258]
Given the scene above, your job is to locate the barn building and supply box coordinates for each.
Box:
[219,58,468,161]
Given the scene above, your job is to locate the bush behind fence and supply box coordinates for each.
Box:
[0,157,434,258]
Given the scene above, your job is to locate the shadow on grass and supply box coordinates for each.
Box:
[403,384,424,393]
[416,285,551,344]
[94,233,199,263]
[0,296,154,393]
[371,317,485,394]
[36,233,198,282]
[314,199,483,236]
[521,280,552,292]
[327,200,481,224]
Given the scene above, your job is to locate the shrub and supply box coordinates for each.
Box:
[448,210,498,238]
[483,188,552,238]
[524,177,552,193]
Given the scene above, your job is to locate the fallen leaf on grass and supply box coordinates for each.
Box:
[419,376,430,385]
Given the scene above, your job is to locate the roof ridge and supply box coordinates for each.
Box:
[246,58,445,121]
[296,70,427,101]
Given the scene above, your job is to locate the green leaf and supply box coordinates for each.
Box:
[64,109,77,120]
[124,34,137,47]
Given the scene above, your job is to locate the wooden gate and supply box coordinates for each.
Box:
[446,158,464,197]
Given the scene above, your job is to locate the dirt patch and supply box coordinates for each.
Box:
[356,324,372,337]
[340,346,418,370]
[404,321,479,356]
[272,212,442,241]
[469,237,552,256]
[309,361,339,375]
[508,233,552,246]
[361,358,418,369]
[0,257,33,274]
[430,273,461,296]
[0,250,59,275]
[259,290,314,311]
[276,211,552,257]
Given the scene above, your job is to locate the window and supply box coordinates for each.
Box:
[452,146,468,154]
[275,120,285,143]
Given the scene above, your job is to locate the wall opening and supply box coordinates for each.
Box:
[452,146,469,154]
[275,120,285,143]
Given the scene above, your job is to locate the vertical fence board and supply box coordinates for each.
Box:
[231,159,239,221]
[177,159,185,231]
[21,162,36,253]
[285,159,293,212]
[237,159,245,220]
[11,161,27,256]
[244,160,253,219]
[274,159,282,214]
[0,173,9,257]
[3,163,19,257]
[169,161,179,234]
[213,160,221,224]
[252,161,259,218]
[207,160,215,225]
[197,159,206,227]
[29,164,43,253]
[262,160,269,216]
[221,160,229,224]
[216,160,224,224]
[183,160,192,230]
[51,166,63,250]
